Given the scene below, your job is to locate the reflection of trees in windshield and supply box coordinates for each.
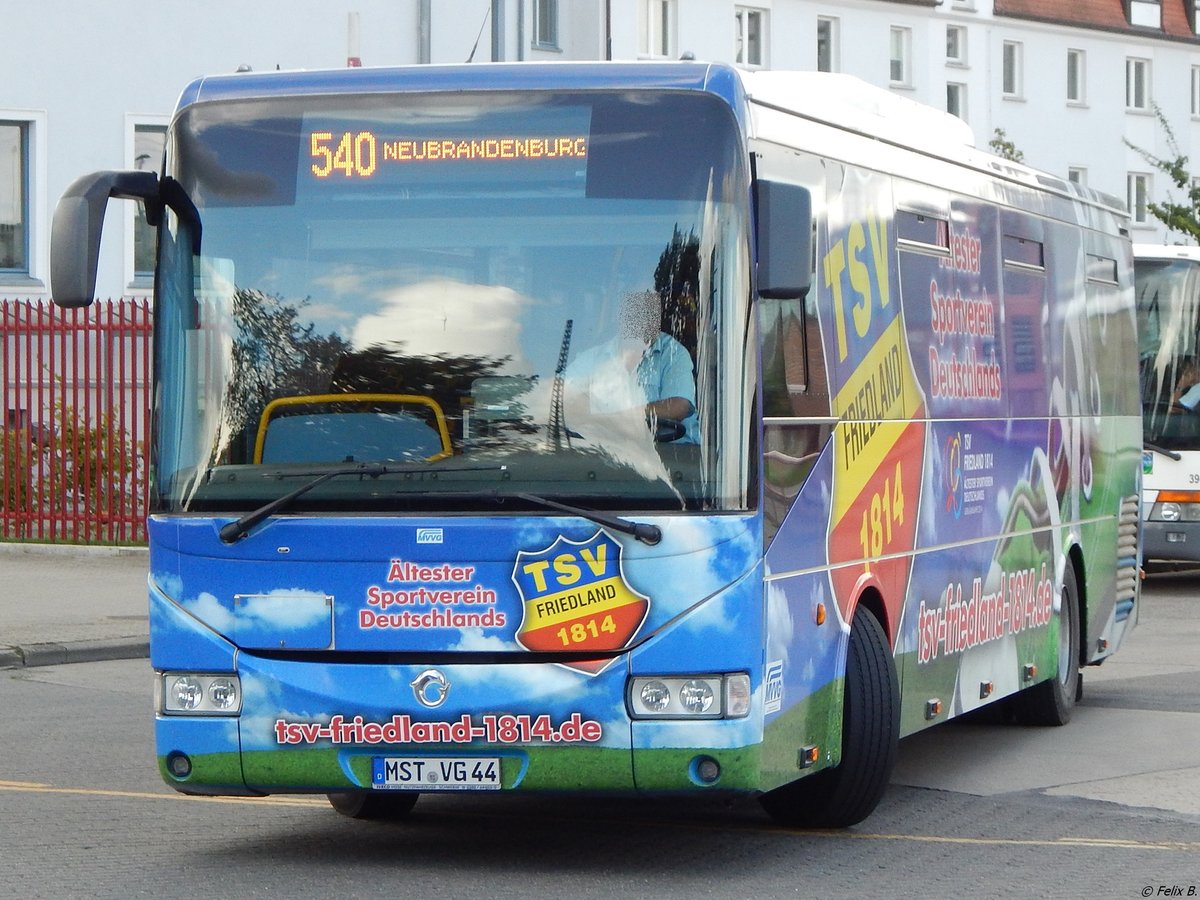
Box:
[654,225,701,361]
[225,289,351,460]
[218,221,716,479]
[331,344,518,449]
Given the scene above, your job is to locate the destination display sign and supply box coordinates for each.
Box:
[300,104,592,192]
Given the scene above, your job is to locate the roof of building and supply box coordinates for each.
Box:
[994,0,1200,41]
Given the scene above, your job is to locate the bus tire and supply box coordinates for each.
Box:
[327,790,419,820]
[1010,564,1080,726]
[759,607,899,828]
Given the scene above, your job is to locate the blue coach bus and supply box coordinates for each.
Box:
[51,62,1140,826]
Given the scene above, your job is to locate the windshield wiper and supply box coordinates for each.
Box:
[1145,441,1182,461]
[218,465,662,546]
[513,491,662,546]
[218,461,512,542]
[219,463,394,543]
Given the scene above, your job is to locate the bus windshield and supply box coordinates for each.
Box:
[153,89,751,515]
[1137,256,1200,450]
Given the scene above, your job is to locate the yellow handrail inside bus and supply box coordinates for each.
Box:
[253,392,453,464]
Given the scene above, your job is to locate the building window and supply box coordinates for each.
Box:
[1067,49,1086,104]
[947,83,967,121]
[1068,167,1088,186]
[641,0,675,59]
[1127,58,1151,110]
[1194,0,1200,34]
[735,8,766,67]
[533,0,559,49]
[0,121,27,274]
[1128,173,1151,225]
[132,123,166,282]
[817,17,839,73]
[946,25,967,65]
[1130,0,1162,28]
[1002,41,1023,98]
[890,27,911,87]
[1192,66,1200,116]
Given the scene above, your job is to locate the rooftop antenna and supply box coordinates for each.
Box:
[466,3,491,63]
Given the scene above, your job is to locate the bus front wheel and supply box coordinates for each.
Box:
[759,607,899,828]
[327,790,419,820]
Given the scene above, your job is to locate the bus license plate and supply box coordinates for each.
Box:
[372,757,501,791]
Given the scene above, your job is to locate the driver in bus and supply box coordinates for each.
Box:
[1172,358,1200,411]
[566,289,699,444]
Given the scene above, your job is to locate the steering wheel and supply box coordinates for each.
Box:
[653,418,686,443]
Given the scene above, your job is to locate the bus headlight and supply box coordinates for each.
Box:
[628,673,750,720]
[1150,494,1200,522]
[638,680,672,713]
[160,673,242,716]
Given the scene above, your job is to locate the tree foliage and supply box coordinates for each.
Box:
[2,403,142,542]
[43,402,143,538]
[988,128,1025,163]
[1125,104,1200,242]
[1,426,36,517]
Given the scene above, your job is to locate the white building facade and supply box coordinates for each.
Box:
[2,0,1197,303]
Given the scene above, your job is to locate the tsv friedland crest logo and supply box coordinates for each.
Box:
[511,530,649,675]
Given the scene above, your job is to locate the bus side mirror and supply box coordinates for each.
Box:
[755,180,812,300]
[51,170,160,308]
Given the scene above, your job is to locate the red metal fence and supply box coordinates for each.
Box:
[1,298,152,544]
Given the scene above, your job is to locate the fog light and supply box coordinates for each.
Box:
[166,751,192,779]
[679,679,715,714]
[693,755,721,785]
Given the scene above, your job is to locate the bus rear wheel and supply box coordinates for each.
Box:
[760,607,899,828]
[327,790,419,820]
[1010,564,1080,726]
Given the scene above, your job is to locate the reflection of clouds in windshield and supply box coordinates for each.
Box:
[313,268,375,304]
[303,301,356,326]
[351,279,534,373]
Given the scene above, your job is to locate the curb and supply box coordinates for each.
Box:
[0,542,148,560]
[0,637,149,669]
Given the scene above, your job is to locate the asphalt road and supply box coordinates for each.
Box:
[0,572,1197,899]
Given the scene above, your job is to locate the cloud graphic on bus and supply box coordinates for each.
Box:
[179,592,235,633]
[178,588,331,633]
[632,715,762,750]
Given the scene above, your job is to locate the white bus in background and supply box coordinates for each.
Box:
[1137,243,1200,565]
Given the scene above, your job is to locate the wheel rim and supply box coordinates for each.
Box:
[1057,581,1074,687]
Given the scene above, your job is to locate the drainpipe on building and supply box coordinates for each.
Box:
[605,0,612,60]
[492,0,505,62]
[347,11,362,67]
[419,0,431,64]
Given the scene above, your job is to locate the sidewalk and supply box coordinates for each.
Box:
[0,543,149,668]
